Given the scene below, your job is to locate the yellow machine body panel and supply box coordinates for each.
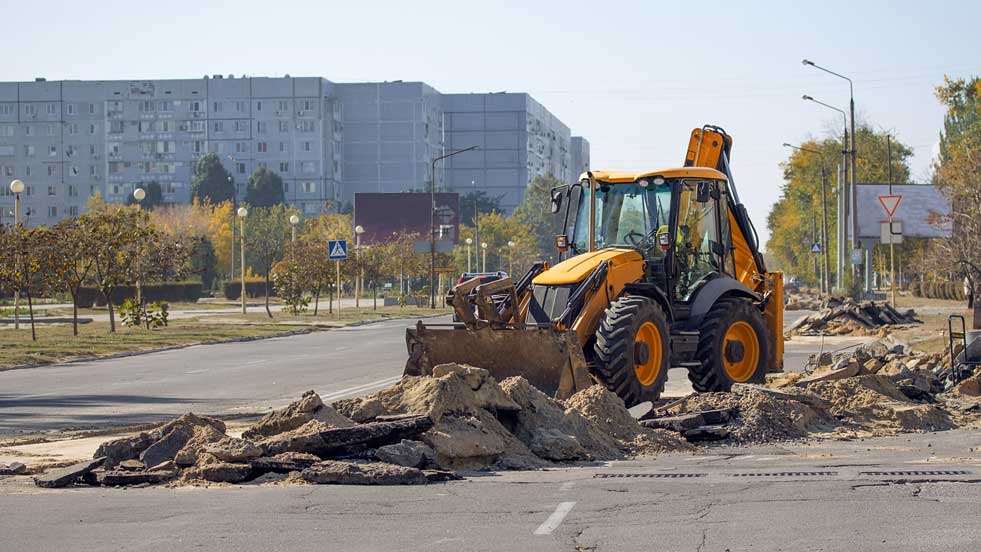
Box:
[534,248,642,286]
[584,167,726,184]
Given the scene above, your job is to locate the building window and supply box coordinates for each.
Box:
[66,145,76,158]
[234,120,248,132]
[66,103,76,115]
[257,121,267,133]
[88,123,97,135]
[109,121,124,134]
[302,181,315,193]
[89,145,97,156]
[48,166,56,176]
[0,125,12,137]
[47,103,57,115]
[2,165,11,177]
[283,182,289,193]
[25,166,32,177]
[278,120,289,133]
[236,162,245,174]
[212,101,222,113]
[192,141,204,153]
[256,100,262,112]
[24,125,33,136]
[190,101,202,112]
[24,104,36,116]
[213,121,224,133]
[48,185,56,196]
[235,101,246,112]
[89,103,96,115]
[49,145,58,157]
[301,99,314,111]
[47,124,57,136]
[279,142,287,153]
[68,184,77,197]
[0,104,13,115]
[89,165,97,176]
[140,100,155,112]
[298,121,315,133]
[159,100,173,112]
[302,141,312,152]
[69,206,79,217]
[48,206,57,218]
[235,142,246,153]
[301,162,315,174]
[277,100,288,112]
[67,123,78,135]
[189,120,205,133]
[279,162,289,173]
[257,142,268,153]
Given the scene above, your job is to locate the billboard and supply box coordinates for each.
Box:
[354,192,460,246]
[855,183,951,239]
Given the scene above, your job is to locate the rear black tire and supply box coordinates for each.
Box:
[688,298,770,392]
[593,296,670,407]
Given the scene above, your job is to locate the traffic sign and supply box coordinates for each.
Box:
[880,221,903,245]
[850,248,863,266]
[809,243,822,254]
[878,194,903,219]
[328,239,348,260]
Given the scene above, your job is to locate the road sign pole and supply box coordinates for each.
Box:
[890,217,896,307]
[336,260,341,320]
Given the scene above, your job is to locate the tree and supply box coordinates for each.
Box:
[301,213,358,311]
[0,225,52,341]
[84,207,153,333]
[459,190,505,228]
[927,76,981,295]
[245,166,285,208]
[191,153,235,204]
[48,218,97,336]
[244,205,291,317]
[125,181,165,210]
[293,239,332,315]
[513,174,564,265]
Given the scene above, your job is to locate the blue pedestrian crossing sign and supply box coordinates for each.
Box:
[809,243,822,254]
[328,239,348,260]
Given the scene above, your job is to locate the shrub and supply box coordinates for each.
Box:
[84,281,202,306]
[223,280,276,300]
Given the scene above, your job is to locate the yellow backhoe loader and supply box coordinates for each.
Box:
[405,125,783,407]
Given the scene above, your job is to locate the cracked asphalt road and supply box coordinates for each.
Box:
[3,429,980,551]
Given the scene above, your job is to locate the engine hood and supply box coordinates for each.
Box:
[533,248,643,286]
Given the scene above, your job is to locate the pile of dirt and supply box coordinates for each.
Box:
[30,364,693,489]
[651,338,971,444]
[786,299,920,336]
[784,286,823,311]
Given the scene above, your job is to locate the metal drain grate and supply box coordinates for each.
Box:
[594,473,707,479]
[860,470,973,476]
[729,471,838,477]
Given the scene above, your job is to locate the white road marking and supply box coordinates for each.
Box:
[243,359,269,366]
[318,376,402,401]
[559,481,576,492]
[335,346,351,351]
[534,502,576,535]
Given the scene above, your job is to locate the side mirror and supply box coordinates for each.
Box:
[555,234,569,252]
[695,181,712,203]
[550,189,564,214]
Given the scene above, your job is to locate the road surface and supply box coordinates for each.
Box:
[0,310,840,436]
[2,429,979,551]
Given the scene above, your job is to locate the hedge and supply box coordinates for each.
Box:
[223,281,277,300]
[76,282,202,307]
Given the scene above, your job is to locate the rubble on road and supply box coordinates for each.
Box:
[784,286,823,311]
[0,462,29,476]
[786,298,920,336]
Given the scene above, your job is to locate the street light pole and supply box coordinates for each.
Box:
[429,145,479,309]
[237,207,248,314]
[355,225,364,308]
[783,144,832,295]
[481,242,487,272]
[507,240,515,275]
[803,59,858,280]
[9,179,24,330]
[133,187,146,306]
[465,238,473,273]
[229,175,236,281]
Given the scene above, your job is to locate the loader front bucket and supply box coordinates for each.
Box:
[405,321,594,400]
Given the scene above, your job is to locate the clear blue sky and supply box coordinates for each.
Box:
[4,0,979,246]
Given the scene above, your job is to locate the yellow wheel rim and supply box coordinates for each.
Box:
[634,321,662,386]
[723,321,759,382]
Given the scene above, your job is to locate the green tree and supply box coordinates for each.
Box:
[0,225,52,340]
[191,153,235,204]
[48,218,98,336]
[84,207,154,332]
[125,181,165,210]
[459,190,505,228]
[245,166,286,207]
[512,174,564,265]
[244,205,291,317]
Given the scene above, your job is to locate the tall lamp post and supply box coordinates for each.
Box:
[507,241,515,275]
[289,214,300,244]
[481,242,487,272]
[803,59,858,278]
[133,187,146,305]
[429,145,479,309]
[465,238,473,272]
[237,207,248,314]
[783,144,832,295]
[355,225,364,308]
[9,179,24,330]
[229,175,236,280]
[802,93,850,289]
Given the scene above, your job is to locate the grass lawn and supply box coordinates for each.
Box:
[0,305,449,370]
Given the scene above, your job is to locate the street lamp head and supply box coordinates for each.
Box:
[481,242,487,249]
[10,179,25,194]
[802,59,814,66]
[802,94,813,101]
[782,143,792,148]
[355,225,364,234]
[507,241,515,248]
[289,214,300,225]
[133,187,146,202]
[237,207,248,218]
[465,238,472,245]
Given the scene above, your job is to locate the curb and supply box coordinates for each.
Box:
[0,311,448,373]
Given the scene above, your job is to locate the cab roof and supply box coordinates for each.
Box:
[582,167,727,183]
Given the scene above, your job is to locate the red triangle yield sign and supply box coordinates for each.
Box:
[878,194,902,218]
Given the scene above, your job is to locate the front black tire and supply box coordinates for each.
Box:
[688,298,770,392]
[593,296,670,407]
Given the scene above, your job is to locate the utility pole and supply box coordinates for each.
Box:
[812,211,819,289]
[887,135,896,306]
[820,166,831,294]
[429,146,478,308]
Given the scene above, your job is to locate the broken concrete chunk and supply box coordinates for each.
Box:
[733,383,831,409]
[640,412,706,433]
[528,429,587,461]
[301,460,428,485]
[118,459,145,471]
[203,437,264,463]
[796,361,861,385]
[34,457,105,488]
[0,462,28,475]
[94,433,157,469]
[332,396,386,423]
[184,462,252,483]
[140,424,194,468]
[249,457,317,477]
[682,426,730,442]
[98,467,177,486]
[257,420,333,457]
[374,439,436,468]
[242,390,355,440]
[174,424,227,467]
